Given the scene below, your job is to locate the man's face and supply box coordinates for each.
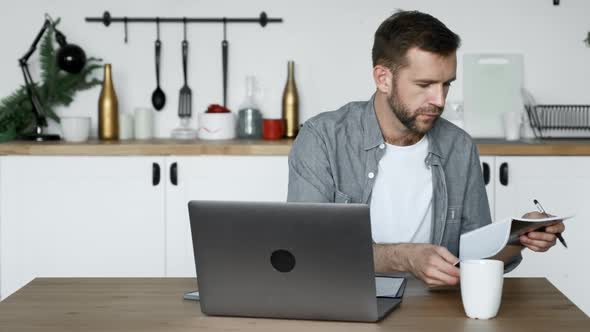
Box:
[387,48,457,134]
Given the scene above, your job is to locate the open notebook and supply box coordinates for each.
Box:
[459,215,573,262]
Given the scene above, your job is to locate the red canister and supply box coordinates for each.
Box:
[262,119,285,140]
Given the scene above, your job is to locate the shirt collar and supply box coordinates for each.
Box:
[362,93,385,150]
[361,93,445,160]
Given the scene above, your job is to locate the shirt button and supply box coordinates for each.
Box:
[379,144,385,149]
[368,172,375,179]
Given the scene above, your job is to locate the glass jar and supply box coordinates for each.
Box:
[237,108,262,138]
[237,75,263,139]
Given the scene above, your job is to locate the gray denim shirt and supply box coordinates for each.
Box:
[287,95,521,272]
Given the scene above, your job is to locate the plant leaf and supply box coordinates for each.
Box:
[40,20,58,108]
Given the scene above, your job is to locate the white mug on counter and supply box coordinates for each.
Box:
[60,116,90,142]
[134,107,154,140]
[460,259,504,319]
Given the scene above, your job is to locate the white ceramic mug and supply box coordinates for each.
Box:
[460,259,504,319]
[134,107,154,140]
[502,111,521,141]
[60,116,90,142]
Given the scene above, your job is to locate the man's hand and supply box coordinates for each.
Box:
[406,244,460,287]
[519,211,565,252]
[373,243,460,287]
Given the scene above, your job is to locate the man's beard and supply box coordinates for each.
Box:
[387,88,443,135]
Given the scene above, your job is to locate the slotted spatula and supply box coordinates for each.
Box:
[178,21,191,119]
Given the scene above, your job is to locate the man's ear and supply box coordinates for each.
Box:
[373,65,393,94]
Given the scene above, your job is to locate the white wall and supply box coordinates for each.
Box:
[1,0,589,138]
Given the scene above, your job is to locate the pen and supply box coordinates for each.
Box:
[533,199,567,248]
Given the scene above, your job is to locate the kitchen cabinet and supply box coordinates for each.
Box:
[0,156,166,299]
[165,156,289,277]
[492,157,590,315]
[0,155,289,299]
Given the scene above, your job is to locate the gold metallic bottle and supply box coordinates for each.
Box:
[98,64,119,140]
[282,60,299,138]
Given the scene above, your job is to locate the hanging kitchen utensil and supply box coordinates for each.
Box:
[178,18,192,118]
[222,18,228,107]
[151,18,166,111]
[171,18,197,139]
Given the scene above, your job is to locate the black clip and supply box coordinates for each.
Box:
[102,11,112,27]
[259,11,268,27]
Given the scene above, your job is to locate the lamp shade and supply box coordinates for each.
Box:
[57,43,86,73]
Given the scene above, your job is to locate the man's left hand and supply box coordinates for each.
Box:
[519,211,565,252]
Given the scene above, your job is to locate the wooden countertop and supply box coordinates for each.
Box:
[475,138,590,156]
[1,138,590,156]
[0,139,294,156]
[0,278,587,331]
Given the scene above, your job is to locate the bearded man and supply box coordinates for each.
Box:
[287,10,565,287]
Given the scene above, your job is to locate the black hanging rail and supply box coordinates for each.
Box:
[85,11,282,27]
[85,11,282,108]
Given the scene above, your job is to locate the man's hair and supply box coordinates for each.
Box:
[371,10,461,71]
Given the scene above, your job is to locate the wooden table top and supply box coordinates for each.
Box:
[0,278,587,331]
[2,138,590,156]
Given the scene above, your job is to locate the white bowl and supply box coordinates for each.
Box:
[60,116,91,142]
[197,113,236,140]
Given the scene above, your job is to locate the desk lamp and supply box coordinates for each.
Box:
[19,14,87,141]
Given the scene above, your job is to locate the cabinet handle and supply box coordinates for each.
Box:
[499,162,509,186]
[170,162,178,186]
[152,163,161,186]
[482,162,490,185]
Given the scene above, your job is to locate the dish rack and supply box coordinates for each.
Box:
[525,104,590,138]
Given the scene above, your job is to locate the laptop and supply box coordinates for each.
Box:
[187,201,406,322]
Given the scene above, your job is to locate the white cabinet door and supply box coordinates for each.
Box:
[0,156,166,300]
[165,156,289,277]
[494,156,590,315]
[480,156,495,221]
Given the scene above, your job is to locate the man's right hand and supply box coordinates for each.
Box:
[373,243,460,287]
[404,244,460,287]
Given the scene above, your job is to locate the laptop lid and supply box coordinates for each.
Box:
[188,201,382,322]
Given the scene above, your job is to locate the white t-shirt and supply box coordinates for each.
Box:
[370,136,433,244]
